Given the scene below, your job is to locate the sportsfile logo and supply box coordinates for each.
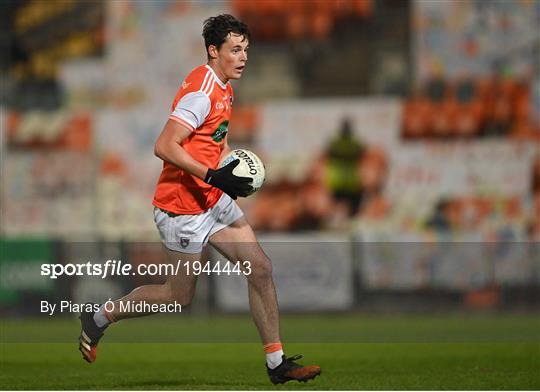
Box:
[41,260,131,279]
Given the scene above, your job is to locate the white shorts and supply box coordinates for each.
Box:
[153,193,244,254]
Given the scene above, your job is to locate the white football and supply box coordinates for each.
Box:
[219,149,265,195]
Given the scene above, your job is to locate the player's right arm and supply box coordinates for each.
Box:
[154,119,208,180]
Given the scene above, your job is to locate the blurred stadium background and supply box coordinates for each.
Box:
[1,0,539,389]
[2,0,539,317]
[1,0,540,338]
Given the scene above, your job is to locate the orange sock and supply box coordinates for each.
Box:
[264,343,282,353]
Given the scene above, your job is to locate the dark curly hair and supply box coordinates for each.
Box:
[202,14,250,59]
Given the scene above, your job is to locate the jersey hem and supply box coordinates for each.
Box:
[152,195,222,216]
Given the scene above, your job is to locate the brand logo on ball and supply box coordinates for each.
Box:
[219,149,265,196]
[236,150,258,175]
[180,238,190,248]
[211,120,229,142]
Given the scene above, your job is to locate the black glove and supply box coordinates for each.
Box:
[204,159,253,200]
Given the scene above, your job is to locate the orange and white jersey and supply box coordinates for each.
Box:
[153,65,234,215]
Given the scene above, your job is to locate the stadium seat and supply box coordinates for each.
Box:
[402,97,432,139]
[286,13,306,40]
[310,13,333,40]
[513,81,531,122]
[59,113,92,151]
[352,0,373,18]
[431,99,457,139]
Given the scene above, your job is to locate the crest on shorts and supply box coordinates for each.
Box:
[180,238,190,248]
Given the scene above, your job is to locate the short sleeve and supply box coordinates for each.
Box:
[169,91,211,131]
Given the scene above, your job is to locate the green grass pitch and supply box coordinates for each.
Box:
[1,314,539,389]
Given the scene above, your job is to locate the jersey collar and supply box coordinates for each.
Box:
[205,64,228,90]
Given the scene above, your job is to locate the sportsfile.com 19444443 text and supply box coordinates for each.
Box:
[40,259,252,279]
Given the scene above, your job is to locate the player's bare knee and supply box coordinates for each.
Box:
[246,258,273,282]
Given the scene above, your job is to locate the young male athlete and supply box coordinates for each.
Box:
[78,14,321,385]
